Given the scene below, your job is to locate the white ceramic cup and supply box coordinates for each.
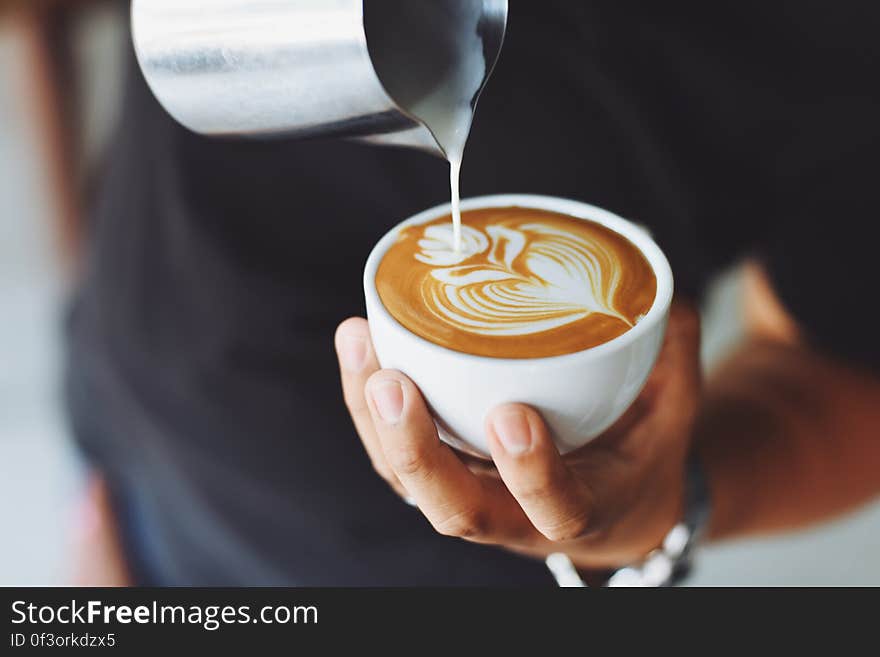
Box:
[364,194,673,457]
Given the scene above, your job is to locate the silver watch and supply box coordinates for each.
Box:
[546,454,712,587]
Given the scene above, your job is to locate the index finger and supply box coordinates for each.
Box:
[366,370,535,544]
[335,318,404,493]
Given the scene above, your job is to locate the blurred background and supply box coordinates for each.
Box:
[1,4,878,586]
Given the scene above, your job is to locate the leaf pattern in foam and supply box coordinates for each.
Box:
[415,224,488,266]
[415,220,632,336]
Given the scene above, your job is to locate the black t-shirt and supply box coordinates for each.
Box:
[67,2,880,584]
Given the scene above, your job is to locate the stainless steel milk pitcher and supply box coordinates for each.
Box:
[131,0,508,156]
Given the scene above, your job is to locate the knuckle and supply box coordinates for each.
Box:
[366,455,408,498]
[515,469,561,506]
[370,458,394,482]
[387,442,429,477]
[343,390,368,416]
[539,511,592,543]
[433,508,489,539]
[518,478,555,505]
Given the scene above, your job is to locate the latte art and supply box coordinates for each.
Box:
[416,221,632,335]
[377,207,657,358]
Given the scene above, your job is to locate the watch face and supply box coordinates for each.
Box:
[604,454,710,588]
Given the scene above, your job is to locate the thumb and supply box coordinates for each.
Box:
[486,404,595,542]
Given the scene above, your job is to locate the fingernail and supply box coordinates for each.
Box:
[370,379,404,424]
[339,335,368,373]
[491,410,532,456]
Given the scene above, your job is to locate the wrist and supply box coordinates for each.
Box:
[609,453,712,586]
[548,454,711,587]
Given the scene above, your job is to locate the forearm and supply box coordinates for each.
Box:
[3,1,100,266]
[696,338,880,541]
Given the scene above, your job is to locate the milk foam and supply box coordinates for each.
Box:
[376,208,658,358]
[413,220,632,336]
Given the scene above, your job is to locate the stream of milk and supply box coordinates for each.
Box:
[366,0,488,253]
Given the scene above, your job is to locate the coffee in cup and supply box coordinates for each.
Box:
[376,206,657,359]
[365,195,672,456]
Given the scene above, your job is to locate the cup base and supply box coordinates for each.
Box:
[435,422,490,460]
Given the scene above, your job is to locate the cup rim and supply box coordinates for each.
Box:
[364,194,674,365]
